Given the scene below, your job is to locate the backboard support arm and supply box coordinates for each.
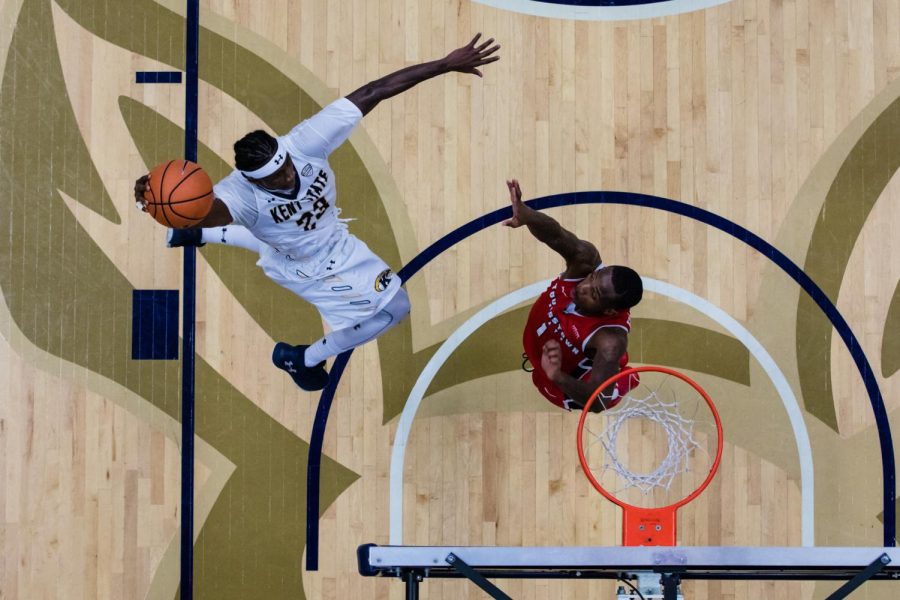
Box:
[825,553,891,600]
[446,553,513,600]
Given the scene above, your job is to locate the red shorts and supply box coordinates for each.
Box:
[532,367,639,411]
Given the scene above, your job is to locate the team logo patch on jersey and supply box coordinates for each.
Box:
[374,269,393,292]
[301,163,314,177]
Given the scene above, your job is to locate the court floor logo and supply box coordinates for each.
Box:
[0,1,361,599]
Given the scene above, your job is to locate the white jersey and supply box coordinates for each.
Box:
[213,98,363,265]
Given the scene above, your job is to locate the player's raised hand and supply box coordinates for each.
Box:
[502,179,528,227]
[541,339,563,382]
[133,174,150,212]
[443,33,500,77]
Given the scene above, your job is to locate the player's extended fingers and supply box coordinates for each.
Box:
[134,176,149,196]
[471,56,501,68]
[467,32,482,48]
[508,181,519,203]
[477,43,501,58]
[475,37,495,52]
[134,175,151,211]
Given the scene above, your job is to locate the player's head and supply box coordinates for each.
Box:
[234,130,295,191]
[572,265,643,315]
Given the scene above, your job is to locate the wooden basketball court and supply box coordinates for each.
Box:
[2,0,899,598]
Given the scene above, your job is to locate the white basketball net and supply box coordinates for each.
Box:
[587,390,703,495]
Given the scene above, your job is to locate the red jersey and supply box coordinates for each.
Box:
[523,273,635,410]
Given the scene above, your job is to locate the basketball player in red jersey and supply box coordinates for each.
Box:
[504,180,643,412]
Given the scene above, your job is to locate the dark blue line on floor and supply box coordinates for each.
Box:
[305,191,895,571]
[305,352,353,571]
[136,71,183,84]
[180,1,200,599]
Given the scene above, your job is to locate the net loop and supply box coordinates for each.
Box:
[588,389,703,495]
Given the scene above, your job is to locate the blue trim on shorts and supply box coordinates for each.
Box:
[305,191,895,569]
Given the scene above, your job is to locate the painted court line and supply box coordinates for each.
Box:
[472,0,734,21]
[136,71,183,84]
[389,278,815,547]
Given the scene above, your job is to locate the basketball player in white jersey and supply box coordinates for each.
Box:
[135,34,500,391]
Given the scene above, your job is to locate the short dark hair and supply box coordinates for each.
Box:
[234,130,278,172]
[609,265,643,309]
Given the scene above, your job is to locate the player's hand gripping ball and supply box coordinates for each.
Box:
[138,160,213,228]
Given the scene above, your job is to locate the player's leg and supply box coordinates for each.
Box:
[271,286,409,391]
[269,289,409,391]
[302,287,410,366]
[271,341,331,391]
[267,234,406,391]
[166,225,261,252]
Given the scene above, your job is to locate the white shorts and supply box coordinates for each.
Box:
[257,231,402,330]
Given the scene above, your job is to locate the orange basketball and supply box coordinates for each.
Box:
[143,160,214,228]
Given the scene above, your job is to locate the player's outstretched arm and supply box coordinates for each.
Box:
[503,179,600,278]
[542,331,627,411]
[134,174,233,228]
[346,33,500,116]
